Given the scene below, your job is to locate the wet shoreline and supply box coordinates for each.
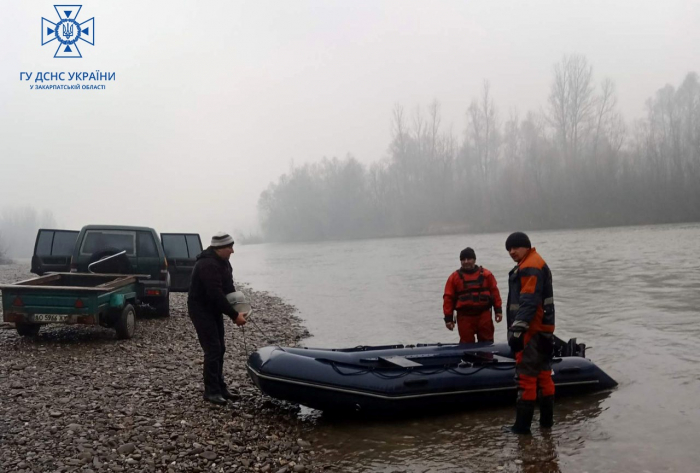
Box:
[0,263,329,473]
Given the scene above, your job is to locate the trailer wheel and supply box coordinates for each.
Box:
[16,323,40,337]
[154,295,170,317]
[115,304,135,339]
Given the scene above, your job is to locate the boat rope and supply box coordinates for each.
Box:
[325,359,515,379]
[240,312,277,359]
[242,326,248,358]
[329,363,372,376]
[249,315,271,340]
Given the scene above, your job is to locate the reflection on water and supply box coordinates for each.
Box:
[306,392,609,472]
[235,224,700,472]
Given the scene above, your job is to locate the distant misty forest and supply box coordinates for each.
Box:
[0,207,56,260]
[258,55,700,242]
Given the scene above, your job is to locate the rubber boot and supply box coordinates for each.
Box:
[509,400,535,435]
[539,395,554,428]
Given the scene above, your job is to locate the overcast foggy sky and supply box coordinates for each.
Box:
[1,0,698,242]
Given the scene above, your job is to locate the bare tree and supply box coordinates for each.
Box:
[677,73,700,176]
[644,85,681,182]
[548,54,596,162]
[389,103,410,193]
[467,80,500,181]
[390,104,407,154]
[592,78,626,158]
[427,99,442,160]
[503,108,521,166]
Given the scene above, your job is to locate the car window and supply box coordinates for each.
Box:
[35,231,54,256]
[162,234,188,259]
[52,231,78,256]
[186,235,203,258]
[138,231,158,257]
[81,230,136,256]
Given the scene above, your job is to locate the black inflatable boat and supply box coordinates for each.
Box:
[246,337,617,414]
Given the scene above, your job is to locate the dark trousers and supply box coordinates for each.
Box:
[189,307,228,395]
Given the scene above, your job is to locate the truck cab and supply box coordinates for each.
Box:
[31,225,203,317]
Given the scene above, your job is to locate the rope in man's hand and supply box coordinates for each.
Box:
[238,309,278,359]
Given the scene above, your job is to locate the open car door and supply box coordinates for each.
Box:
[31,228,79,275]
[161,233,203,292]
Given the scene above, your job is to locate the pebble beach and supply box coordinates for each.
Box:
[0,263,330,473]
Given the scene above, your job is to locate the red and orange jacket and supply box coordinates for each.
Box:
[443,266,502,321]
[506,248,555,334]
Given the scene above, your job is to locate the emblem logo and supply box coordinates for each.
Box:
[41,5,94,58]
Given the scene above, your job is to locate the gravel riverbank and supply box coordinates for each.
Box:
[0,264,329,473]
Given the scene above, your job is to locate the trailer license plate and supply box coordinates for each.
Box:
[33,314,67,323]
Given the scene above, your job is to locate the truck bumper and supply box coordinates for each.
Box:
[139,279,169,298]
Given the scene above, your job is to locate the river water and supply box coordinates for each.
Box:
[233,224,700,472]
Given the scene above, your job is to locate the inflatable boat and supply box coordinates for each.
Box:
[246,337,617,414]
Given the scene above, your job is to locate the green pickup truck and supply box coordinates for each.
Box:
[0,225,203,338]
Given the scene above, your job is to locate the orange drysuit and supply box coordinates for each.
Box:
[443,266,502,343]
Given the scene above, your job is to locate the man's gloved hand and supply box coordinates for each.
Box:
[508,322,529,352]
[444,315,455,331]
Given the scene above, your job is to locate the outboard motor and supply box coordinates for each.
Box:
[553,336,586,358]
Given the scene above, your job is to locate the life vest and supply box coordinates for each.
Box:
[454,267,493,314]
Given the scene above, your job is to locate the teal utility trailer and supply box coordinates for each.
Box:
[0,273,148,339]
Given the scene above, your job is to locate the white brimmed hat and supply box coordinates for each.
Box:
[211,232,234,248]
[226,291,251,314]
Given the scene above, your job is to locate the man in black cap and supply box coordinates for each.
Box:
[188,232,248,405]
[443,247,503,343]
[505,231,556,434]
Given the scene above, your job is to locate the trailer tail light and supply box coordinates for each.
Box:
[77,315,95,325]
[12,297,24,307]
[145,289,161,296]
[4,313,22,323]
[75,298,85,309]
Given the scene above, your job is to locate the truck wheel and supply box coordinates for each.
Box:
[154,295,170,317]
[115,304,135,339]
[16,323,40,337]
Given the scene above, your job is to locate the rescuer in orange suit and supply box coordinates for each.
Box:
[443,247,503,343]
[505,232,555,434]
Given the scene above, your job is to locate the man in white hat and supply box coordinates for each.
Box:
[187,232,248,405]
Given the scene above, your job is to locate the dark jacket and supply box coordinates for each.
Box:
[188,247,238,319]
[506,248,555,333]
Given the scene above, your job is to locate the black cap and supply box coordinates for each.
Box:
[459,247,476,260]
[505,232,531,251]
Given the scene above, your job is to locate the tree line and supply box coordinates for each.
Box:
[258,54,700,242]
